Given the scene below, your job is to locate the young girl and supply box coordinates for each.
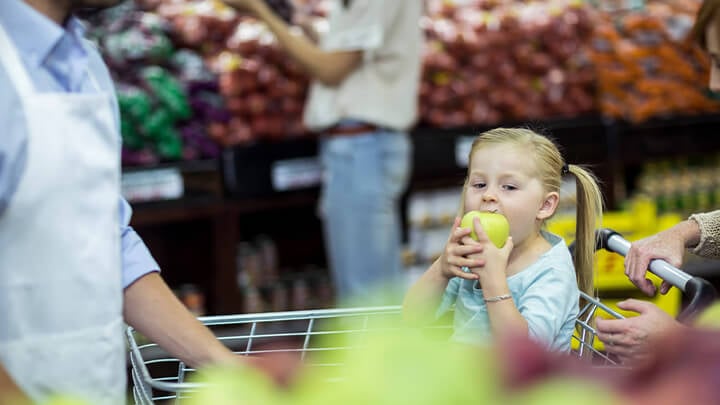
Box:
[403,128,603,351]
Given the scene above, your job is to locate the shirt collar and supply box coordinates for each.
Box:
[0,1,86,67]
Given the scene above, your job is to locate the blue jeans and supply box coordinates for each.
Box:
[319,130,411,306]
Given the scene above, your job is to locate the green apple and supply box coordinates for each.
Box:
[43,395,91,405]
[694,302,720,329]
[460,211,509,248]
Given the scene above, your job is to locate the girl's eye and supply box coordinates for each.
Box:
[503,185,517,191]
[472,182,486,189]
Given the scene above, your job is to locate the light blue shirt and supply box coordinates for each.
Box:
[0,0,160,288]
[438,231,580,352]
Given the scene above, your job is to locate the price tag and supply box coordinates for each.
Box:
[272,157,322,191]
[121,168,184,202]
[455,136,475,168]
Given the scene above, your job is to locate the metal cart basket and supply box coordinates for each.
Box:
[126,229,717,404]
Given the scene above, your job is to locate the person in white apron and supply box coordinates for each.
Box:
[0,2,276,403]
[0,19,125,405]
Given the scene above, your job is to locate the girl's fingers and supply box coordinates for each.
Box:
[453,227,473,240]
[460,236,478,246]
[452,244,484,257]
[472,217,490,243]
[452,266,479,280]
[447,256,485,269]
[447,217,467,241]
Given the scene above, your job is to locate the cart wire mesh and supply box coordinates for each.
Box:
[127,292,622,405]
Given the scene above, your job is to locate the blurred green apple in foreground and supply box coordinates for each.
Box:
[694,302,720,329]
[461,211,509,248]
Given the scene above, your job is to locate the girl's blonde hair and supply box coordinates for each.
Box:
[459,128,604,304]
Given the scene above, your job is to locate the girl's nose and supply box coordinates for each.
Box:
[482,191,497,202]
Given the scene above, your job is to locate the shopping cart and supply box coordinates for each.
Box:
[126,228,717,404]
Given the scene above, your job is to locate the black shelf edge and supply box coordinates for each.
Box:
[122,158,220,174]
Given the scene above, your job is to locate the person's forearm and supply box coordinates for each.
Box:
[0,366,29,405]
[478,273,527,338]
[674,219,701,249]
[402,259,450,324]
[123,273,235,368]
[253,3,359,86]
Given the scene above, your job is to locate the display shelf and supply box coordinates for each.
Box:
[612,114,720,165]
[128,113,720,315]
[411,115,617,206]
[129,189,322,315]
[122,158,223,204]
[122,158,220,174]
[221,137,319,199]
[129,194,225,227]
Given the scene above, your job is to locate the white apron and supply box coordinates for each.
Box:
[0,24,125,404]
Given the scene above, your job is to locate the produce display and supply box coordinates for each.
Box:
[84,3,226,165]
[590,0,720,122]
[144,0,310,145]
[85,0,720,166]
[633,153,720,216]
[420,0,597,127]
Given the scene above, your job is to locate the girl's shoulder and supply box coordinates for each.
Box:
[508,232,574,283]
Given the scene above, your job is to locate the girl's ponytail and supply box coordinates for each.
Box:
[567,164,604,301]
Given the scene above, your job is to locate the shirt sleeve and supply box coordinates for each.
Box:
[86,44,163,288]
[321,0,401,51]
[120,197,160,288]
[515,266,579,349]
[689,210,720,259]
[436,277,461,319]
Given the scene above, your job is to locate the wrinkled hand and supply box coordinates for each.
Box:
[625,229,684,296]
[438,217,484,280]
[461,217,513,276]
[595,299,682,364]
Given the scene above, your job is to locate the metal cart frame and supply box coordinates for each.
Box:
[127,229,717,404]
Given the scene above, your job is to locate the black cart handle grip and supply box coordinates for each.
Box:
[596,228,717,323]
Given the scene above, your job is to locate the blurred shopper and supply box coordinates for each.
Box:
[224,0,423,305]
[596,0,720,363]
[0,2,291,404]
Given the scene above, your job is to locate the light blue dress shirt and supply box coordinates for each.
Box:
[437,231,580,352]
[0,0,160,288]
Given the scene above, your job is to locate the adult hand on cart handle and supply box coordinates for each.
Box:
[625,227,689,296]
[596,299,683,364]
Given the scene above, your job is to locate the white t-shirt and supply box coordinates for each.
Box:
[302,0,423,132]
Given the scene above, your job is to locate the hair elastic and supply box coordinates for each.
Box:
[561,164,569,175]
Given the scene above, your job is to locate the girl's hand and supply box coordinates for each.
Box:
[462,217,513,276]
[439,217,484,280]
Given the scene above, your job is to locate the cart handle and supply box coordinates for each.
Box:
[596,228,718,323]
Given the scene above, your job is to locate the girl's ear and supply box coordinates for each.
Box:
[537,192,559,220]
